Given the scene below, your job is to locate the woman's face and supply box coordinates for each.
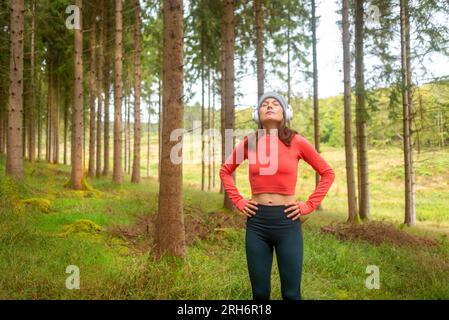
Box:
[259,97,284,126]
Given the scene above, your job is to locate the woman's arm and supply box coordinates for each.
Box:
[295,134,336,215]
[219,138,248,211]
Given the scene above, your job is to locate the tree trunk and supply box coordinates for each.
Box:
[219,21,225,195]
[312,0,322,211]
[29,0,36,163]
[53,73,60,164]
[6,0,25,179]
[400,0,416,226]
[201,14,205,191]
[0,88,4,154]
[127,79,131,174]
[255,0,264,99]
[88,7,97,177]
[64,92,68,165]
[23,70,27,160]
[287,10,291,107]
[132,0,142,183]
[96,0,104,177]
[37,72,42,160]
[222,0,236,211]
[103,4,111,176]
[147,105,151,177]
[212,74,216,189]
[342,0,358,223]
[355,0,370,221]
[158,76,162,182]
[155,0,186,260]
[46,63,52,162]
[207,66,211,191]
[113,0,123,184]
[71,0,84,190]
[123,80,127,174]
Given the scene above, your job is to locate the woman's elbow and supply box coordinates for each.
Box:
[322,167,336,183]
[329,168,336,183]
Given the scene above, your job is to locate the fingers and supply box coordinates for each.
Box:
[284,201,297,213]
[246,202,258,211]
[291,212,302,221]
[242,207,255,217]
[242,209,253,218]
[286,208,300,218]
[245,205,257,216]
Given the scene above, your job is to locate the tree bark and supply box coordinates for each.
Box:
[201,12,205,191]
[96,0,104,177]
[71,0,84,189]
[132,0,142,183]
[222,0,236,211]
[88,6,97,177]
[127,78,131,174]
[147,104,151,177]
[155,0,186,260]
[0,88,4,154]
[255,0,264,99]
[113,0,123,184]
[212,74,216,189]
[312,0,322,211]
[46,62,52,162]
[207,66,211,191]
[342,0,358,223]
[219,20,225,195]
[158,76,162,182]
[6,0,25,179]
[53,72,60,164]
[400,0,416,226]
[37,72,42,160]
[103,3,111,176]
[29,0,36,162]
[64,91,68,165]
[355,0,370,220]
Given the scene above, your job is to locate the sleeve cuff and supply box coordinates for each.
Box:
[296,201,314,215]
[235,198,248,211]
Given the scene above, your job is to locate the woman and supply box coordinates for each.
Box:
[219,91,335,300]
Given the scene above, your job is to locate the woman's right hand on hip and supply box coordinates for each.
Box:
[241,199,258,217]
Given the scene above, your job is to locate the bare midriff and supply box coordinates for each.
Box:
[251,193,296,206]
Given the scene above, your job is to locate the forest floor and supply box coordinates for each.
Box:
[1,146,449,299]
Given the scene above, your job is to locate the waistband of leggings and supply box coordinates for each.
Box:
[255,204,287,210]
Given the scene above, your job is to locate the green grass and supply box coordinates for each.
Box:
[0,146,449,300]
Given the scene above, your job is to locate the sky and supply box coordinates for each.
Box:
[145,0,449,123]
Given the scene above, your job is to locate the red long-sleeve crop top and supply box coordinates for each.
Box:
[219,132,335,215]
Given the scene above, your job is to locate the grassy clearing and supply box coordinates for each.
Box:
[0,147,448,299]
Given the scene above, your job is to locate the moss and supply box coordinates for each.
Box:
[58,219,103,237]
[63,177,94,191]
[20,198,52,213]
[81,178,94,191]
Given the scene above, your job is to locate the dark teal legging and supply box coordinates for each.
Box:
[245,204,303,300]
